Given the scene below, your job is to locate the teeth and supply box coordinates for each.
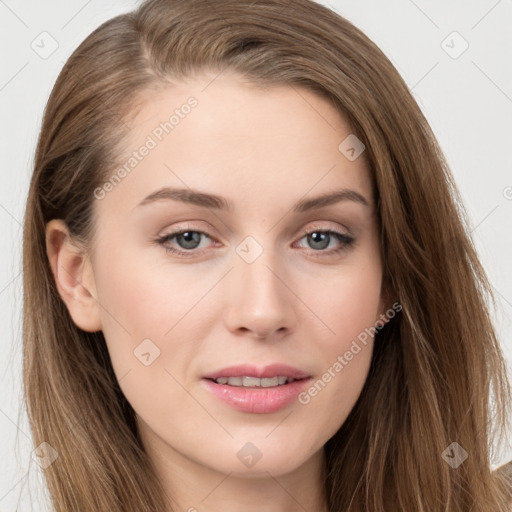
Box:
[213,376,296,387]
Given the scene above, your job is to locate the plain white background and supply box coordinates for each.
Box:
[1,0,511,509]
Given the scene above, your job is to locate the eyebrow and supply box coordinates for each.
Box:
[136,186,371,212]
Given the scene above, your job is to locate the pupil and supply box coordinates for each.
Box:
[309,232,329,250]
[179,231,201,249]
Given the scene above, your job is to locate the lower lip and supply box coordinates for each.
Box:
[201,378,312,414]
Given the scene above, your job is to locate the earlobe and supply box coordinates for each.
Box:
[45,219,102,332]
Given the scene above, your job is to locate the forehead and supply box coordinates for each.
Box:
[96,71,373,218]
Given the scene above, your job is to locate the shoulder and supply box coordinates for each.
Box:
[493,460,512,511]
[495,459,512,476]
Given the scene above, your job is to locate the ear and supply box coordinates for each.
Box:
[45,219,102,332]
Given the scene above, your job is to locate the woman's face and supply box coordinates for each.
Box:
[81,72,387,479]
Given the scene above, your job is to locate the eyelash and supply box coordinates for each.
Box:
[155,225,355,258]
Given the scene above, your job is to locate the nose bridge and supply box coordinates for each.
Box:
[223,235,295,337]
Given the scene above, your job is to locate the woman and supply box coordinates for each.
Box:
[23,0,512,510]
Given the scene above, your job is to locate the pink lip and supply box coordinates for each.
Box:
[202,363,310,380]
[201,377,312,414]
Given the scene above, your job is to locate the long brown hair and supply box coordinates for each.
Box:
[23,0,512,510]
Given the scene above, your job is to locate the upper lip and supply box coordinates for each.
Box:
[203,364,311,380]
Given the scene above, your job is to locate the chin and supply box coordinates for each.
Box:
[201,439,321,478]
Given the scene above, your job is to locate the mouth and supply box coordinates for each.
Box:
[204,375,304,387]
[202,363,311,382]
[200,365,312,414]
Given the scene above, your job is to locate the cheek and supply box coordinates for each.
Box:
[309,254,382,345]
[94,246,208,338]
[294,254,381,430]
[298,346,372,445]
[297,303,376,442]
[92,256,202,428]
[92,244,218,391]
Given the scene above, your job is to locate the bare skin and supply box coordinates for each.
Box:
[46,71,390,512]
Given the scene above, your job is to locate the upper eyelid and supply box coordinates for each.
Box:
[159,224,350,237]
[158,225,351,245]
[159,218,352,237]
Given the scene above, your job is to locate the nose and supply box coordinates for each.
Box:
[222,248,297,340]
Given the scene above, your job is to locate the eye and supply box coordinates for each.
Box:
[293,229,355,256]
[156,227,215,257]
[155,226,355,258]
